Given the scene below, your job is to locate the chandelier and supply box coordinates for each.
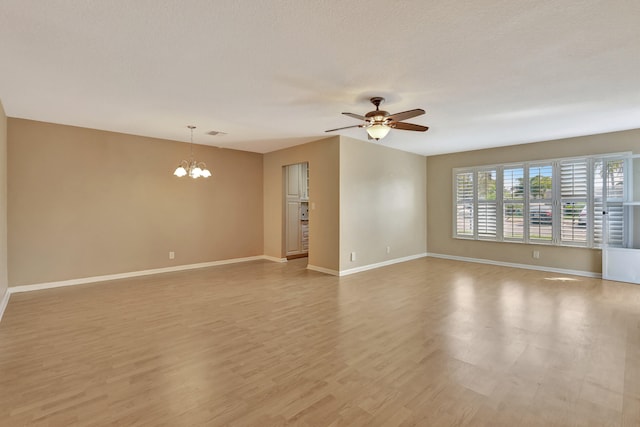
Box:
[173,125,212,179]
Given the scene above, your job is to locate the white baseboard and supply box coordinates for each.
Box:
[0,252,602,324]
[262,255,288,263]
[0,289,9,323]
[426,252,601,278]
[338,253,428,277]
[306,264,340,276]
[8,255,276,294]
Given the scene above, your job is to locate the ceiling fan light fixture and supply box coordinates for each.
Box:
[366,123,391,140]
[325,96,427,141]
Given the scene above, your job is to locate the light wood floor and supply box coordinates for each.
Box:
[0,258,639,426]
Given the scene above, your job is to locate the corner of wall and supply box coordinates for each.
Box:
[262,137,341,271]
[0,99,8,318]
[424,154,428,255]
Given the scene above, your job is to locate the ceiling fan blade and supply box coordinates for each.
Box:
[391,122,429,132]
[386,109,425,123]
[342,112,367,121]
[325,124,363,133]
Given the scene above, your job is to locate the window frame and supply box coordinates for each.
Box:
[453,171,475,239]
[476,168,498,240]
[452,152,630,249]
[558,158,590,247]
[502,165,525,243]
[527,162,555,244]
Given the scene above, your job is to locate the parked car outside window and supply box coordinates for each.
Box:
[530,204,552,224]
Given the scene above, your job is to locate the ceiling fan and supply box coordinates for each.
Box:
[325,97,429,141]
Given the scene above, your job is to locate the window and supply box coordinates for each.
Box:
[528,163,553,242]
[455,172,474,237]
[559,159,588,246]
[477,169,497,239]
[453,153,629,249]
[503,167,524,241]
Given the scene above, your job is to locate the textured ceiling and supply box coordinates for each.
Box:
[1,1,639,156]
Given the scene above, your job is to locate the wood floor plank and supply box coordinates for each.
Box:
[1,257,639,426]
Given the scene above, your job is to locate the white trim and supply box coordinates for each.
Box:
[426,252,601,278]
[338,253,428,277]
[8,255,276,294]
[0,290,10,323]
[262,255,288,263]
[306,264,339,276]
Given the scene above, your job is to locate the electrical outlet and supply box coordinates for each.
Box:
[350,252,356,262]
[169,251,175,260]
[386,246,391,254]
[532,250,540,259]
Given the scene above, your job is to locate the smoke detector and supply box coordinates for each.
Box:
[207,130,227,136]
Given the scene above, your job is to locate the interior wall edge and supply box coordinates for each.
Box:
[262,255,288,263]
[306,264,339,276]
[0,98,7,311]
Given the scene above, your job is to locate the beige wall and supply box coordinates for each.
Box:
[340,137,426,270]
[427,128,640,273]
[0,101,7,299]
[8,114,636,286]
[8,119,263,286]
[263,137,340,271]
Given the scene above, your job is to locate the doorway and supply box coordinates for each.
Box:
[284,162,309,260]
